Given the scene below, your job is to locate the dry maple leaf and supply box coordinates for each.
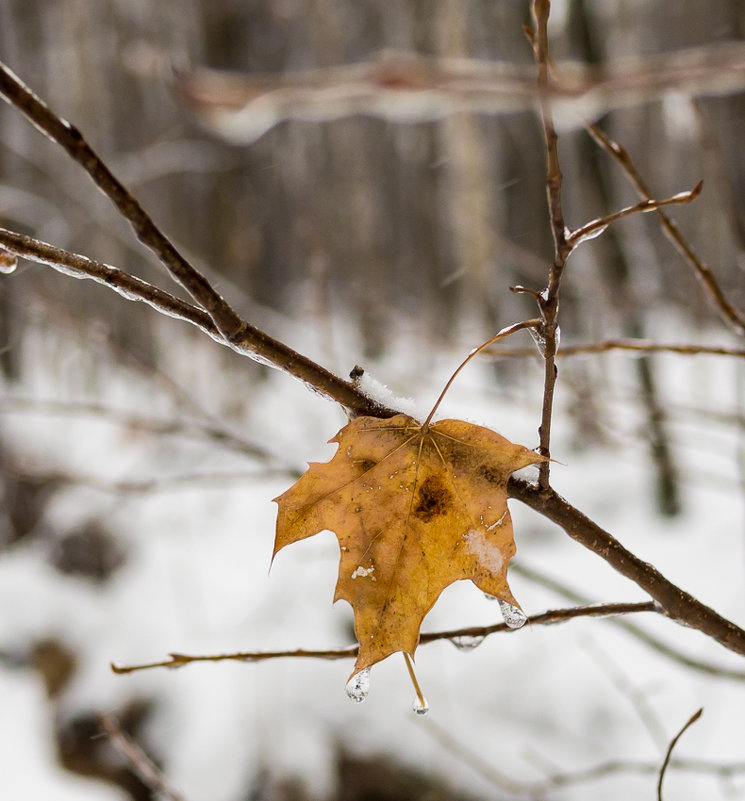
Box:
[273,413,545,677]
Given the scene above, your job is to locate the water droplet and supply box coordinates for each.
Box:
[484,593,497,601]
[345,668,370,703]
[450,635,485,651]
[499,599,527,629]
[411,696,429,715]
[0,251,17,274]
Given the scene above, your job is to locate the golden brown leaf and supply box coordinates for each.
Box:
[273,414,545,676]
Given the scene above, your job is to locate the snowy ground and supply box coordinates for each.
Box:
[1,303,745,801]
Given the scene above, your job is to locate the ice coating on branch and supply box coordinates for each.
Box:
[450,635,485,651]
[571,223,608,246]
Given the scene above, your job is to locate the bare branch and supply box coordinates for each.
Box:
[566,182,703,249]
[2,466,298,495]
[98,714,185,801]
[657,709,704,801]
[530,2,570,491]
[0,396,290,462]
[586,122,745,336]
[0,63,396,417]
[513,561,745,682]
[111,647,357,674]
[173,42,745,143]
[421,717,742,797]
[111,600,657,675]
[0,227,225,340]
[486,339,745,360]
[508,479,745,659]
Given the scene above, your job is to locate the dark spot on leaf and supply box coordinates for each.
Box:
[359,459,377,473]
[413,476,452,522]
[479,465,502,485]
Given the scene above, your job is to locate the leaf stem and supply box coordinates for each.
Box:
[403,652,427,710]
[421,319,541,430]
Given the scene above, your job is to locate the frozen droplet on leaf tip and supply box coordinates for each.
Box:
[499,599,527,629]
[345,668,370,703]
[411,696,429,715]
[450,635,485,651]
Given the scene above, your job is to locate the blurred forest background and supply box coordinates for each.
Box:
[2,1,745,800]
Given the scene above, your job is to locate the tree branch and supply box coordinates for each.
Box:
[566,182,702,249]
[98,714,185,801]
[486,339,745,360]
[0,62,395,418]
[657,708,703,801]
[586,121,745,336]
[508,479,745,657]
[531,2,571,490]
[110,600,656,674]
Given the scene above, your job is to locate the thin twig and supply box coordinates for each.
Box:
[566,183,702,249]
[586,122,745,336]
[486,339,745,360]
[657,708,704,801]
[421,716,741,797]
[0,227,223,339]
[174,41,745,145]
[531,3,570,490]
[0,396,290,462]
[111,647,358,674]
[2,467,297,495]
[98,713,185,801]
[111,600,656,675]
[584,640,669,751]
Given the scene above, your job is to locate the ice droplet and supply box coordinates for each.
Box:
[484,593,497,601]
[499,599,528,629]
[450,635,485,651]
[345,668,370,703]
[0,251,18,274]
[573,223,608,246]
[411,696,429,715]
[528,326,546,356]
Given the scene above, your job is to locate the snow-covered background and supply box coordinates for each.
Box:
[2,1,745,799]
[2,311,745,800]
